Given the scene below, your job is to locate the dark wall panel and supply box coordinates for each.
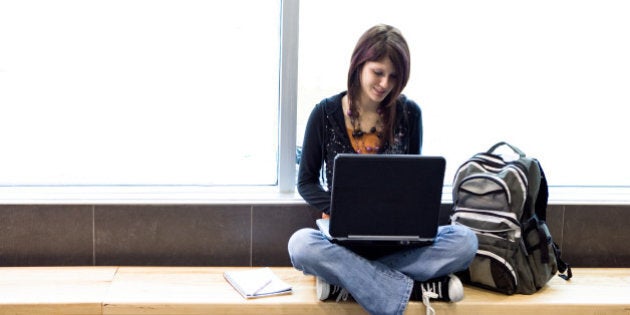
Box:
[0,205,93,266]
[94,205,251,266]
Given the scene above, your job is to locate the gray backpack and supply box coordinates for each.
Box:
[451,142,572,294]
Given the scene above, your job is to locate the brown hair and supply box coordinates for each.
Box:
[347,24,411,144]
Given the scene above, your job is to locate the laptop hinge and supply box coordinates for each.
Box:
[347,235,423,241]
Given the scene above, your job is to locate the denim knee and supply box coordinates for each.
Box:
[452,225,478,266]
[287,228,318,267]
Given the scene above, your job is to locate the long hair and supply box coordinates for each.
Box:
[347,24,411,144]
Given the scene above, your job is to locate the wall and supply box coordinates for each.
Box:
[0,203,628,267]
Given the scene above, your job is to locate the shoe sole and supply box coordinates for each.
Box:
[448,274,464,302]
[316,277,330,301]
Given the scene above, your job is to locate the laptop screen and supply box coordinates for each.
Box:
[329,154,446,242]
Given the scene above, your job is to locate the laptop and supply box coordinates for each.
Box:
[317,154,446,247]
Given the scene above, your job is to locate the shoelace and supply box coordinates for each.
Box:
[330,286,350,302]
[422,290,438,315]
[420,281,444,299]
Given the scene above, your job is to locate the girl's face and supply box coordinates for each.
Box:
[358,57,397,106]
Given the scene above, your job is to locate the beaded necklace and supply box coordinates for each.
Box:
[346,107,384,154]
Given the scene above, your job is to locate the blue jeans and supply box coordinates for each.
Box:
[287,225,477,315]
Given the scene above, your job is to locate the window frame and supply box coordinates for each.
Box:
[277,0,299,193]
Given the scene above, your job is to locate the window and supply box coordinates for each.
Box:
[0,0,281,186]
[2,0,629,195]
[298,0,630,187]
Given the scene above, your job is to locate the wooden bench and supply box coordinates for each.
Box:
[0,267,628,315]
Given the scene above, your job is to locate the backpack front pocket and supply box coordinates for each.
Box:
[457,175,511,211]
[452,208,521,241]
[458,233,524,295]
[467,249,518,295]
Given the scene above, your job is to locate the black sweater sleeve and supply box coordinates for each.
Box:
[297,103,332,213]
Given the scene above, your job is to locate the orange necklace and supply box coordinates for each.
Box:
[346,107,383,154]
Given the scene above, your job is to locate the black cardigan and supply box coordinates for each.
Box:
[297,91,423,214]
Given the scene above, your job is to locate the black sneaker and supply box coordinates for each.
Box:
[316,276,350,302]
[411,274,464,302]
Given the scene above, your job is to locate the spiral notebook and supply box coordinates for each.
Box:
[223,267,292,299]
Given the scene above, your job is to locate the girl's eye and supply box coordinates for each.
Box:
[374,70,384,76]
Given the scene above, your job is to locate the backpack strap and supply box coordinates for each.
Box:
[535,162,549,221]
[552,242,573,280]
[535,162,573,280]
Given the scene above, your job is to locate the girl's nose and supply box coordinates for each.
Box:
[380,77,392,90]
